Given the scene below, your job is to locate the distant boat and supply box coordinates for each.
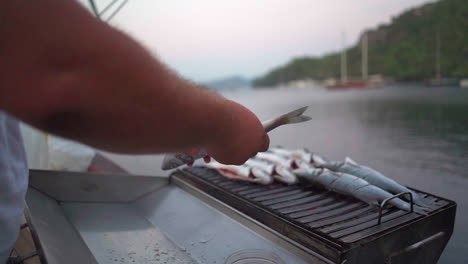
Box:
[426,30,458,87]
[327,32,383,89]
[459,79,468,88]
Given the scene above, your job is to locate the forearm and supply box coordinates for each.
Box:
[0,0,238,153]
[35,57,237,154]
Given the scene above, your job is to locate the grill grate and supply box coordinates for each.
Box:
[174,166,452,261]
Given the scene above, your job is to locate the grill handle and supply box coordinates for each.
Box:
[377,192,414,225]
[385,231,446,264]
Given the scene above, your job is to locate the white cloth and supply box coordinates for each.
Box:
[0,112,28,264]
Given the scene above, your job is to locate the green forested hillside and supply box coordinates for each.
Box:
[253,0,468,87]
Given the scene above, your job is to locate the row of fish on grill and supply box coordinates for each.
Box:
[160,106,431,215]
[205,147,432,215]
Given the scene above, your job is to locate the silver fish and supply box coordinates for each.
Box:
[245,158,298,185]
[312,154,430,208]
[255,152,296,168]
[245,158,275,175]
[269,146,313,163]
[274,165,298,185]
[161,107,311,170]
[207,162,273,185]
[295,167,430,215]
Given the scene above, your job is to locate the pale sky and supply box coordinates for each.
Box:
[80,0,433,81]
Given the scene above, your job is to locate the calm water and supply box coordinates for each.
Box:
[224,85,468,263]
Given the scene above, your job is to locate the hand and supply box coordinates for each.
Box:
[206,101,269,165]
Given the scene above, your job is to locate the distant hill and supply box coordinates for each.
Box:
[203,76,251,90]
[253,0,468,87]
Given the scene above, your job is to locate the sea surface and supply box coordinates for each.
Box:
[104,84,467,263]
[223,84,468,264]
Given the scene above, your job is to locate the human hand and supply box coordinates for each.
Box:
[206,101,269,165]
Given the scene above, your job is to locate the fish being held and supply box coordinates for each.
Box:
[311,154,430,208]
[207,162,273,185]
[295,167,430,215]
[245,158,298,185]
[161,107,311,170]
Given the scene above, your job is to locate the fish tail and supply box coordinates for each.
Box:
[388,198,412,212]
[399,190,433,209]
[412,195,434,209]
[263,106,311,132]
[286,115,312,124]
[282,106,312,124]
[389,199,430,216]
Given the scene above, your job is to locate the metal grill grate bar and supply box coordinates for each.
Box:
[289,201,349,220]
[296,203,365,225]
[279,197,336,215]
[270,193,328,210]
[320,209,390,234]
[230,185,257,192]
[329,210,407,239]
[244,186,297,199]
[340,212,419,243]
[218,181,248,188]
[308,206,373,228]
[237,185,279,196]
[261,191,315,206]
[253,189,305,202]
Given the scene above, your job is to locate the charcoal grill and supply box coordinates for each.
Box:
[23,166,455,264]
[172,167,456,264]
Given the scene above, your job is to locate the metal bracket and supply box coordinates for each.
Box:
[378,192,413,225]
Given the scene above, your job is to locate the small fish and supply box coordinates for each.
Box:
[274,165,298,185]
[269,146,313,163]
[255,152,296,168]
[312,154,431,208]
[161,107,311,170]
[245,158,275,175]
[207,162,273,185]
[295,167,430,215]
[246,158,298,184]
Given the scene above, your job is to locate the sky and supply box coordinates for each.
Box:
[80,0,433,81]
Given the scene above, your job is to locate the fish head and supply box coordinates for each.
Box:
[251,168,274,185]
[271,153,296,168]
[274,166,298,184]
[311,153,330,167]
[162,153,193,170]
[290,148,313,163]
[294,159,313,170]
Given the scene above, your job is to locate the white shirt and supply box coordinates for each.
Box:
[0,112,28,263]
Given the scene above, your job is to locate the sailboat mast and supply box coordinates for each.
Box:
[341,32,348,83]
[362,32,368,80]
[435,30,441,81]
